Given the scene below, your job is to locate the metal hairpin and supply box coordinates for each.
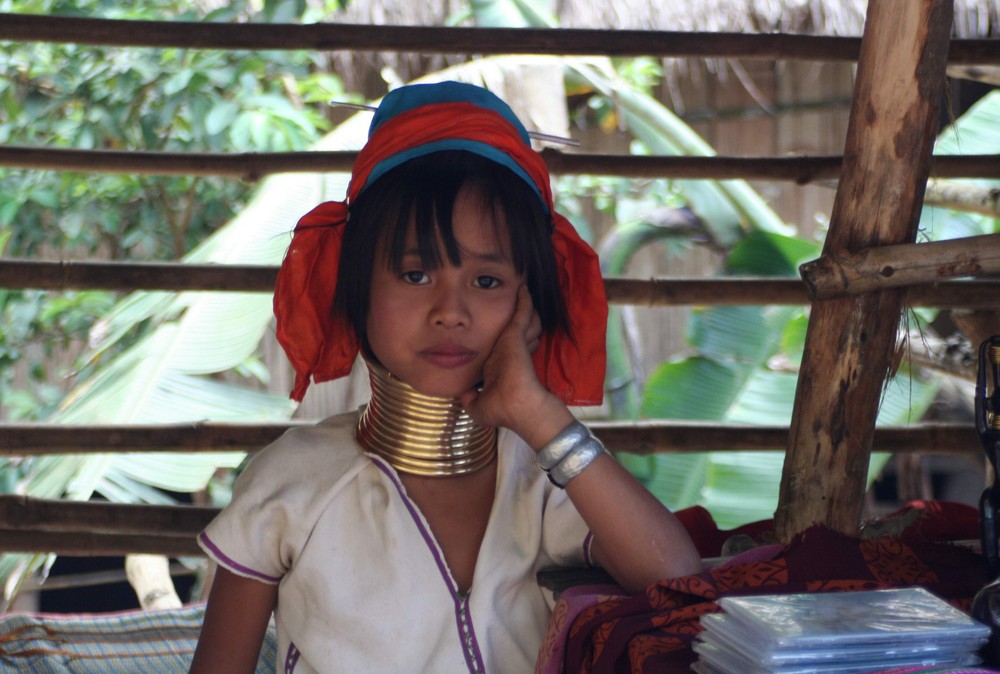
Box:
[329,99,581,147]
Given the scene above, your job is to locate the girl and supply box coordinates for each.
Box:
[190,81,702,674]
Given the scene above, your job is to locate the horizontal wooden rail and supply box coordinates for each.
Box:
[542,152,1000,182]
[0,421,981,456]
[801,232,1000,299]
[0,146,355,180]
[2,146,997,182]
[0,417,981,555]
[2,14,996,64]
[0,260,280,292]
[606,277,999,309]
[0,529,202,557]
[0,422,298,455]
[1,260,997,308]
[0,495,215,535]
[0,15,867,60]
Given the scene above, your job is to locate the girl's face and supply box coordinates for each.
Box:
[366,184,524,398]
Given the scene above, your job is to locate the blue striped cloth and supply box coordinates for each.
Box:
[0,604,276,673]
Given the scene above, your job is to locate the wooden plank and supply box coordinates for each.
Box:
[11,257,380,292]
[2,145,997,182]
[0,146,354,177]
[0,15,864,59]
[0,495,215,534]
[606,277,1000,309]
[1,260,998,308]
[0,530,201,556]
[0,259,278,292]
[0,422,296,454]
[0,421,980,456]
[1,14,995,64]
[774,0,954,541]
[802,233,1000,299]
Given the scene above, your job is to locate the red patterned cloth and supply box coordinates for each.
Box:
[540,501,987,674]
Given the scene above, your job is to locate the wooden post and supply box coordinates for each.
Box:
[774,0,953,541]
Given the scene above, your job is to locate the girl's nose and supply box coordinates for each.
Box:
[430,283,470,328]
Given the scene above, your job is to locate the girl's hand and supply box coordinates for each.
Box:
[460,287,570,441]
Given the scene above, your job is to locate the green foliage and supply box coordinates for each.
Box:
[927,90,1000,236]
[0,0,354,419]
[611,90,1000,526]
[626,233,943,527]
[0,0,360,600]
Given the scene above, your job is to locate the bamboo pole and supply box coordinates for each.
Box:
[3,145,998,182]
[0,259,279,292]
[605,277,1000,309]
[0,146,355,179]
[0,15,862,59]
[775,0,953,542]
[925,179,1000,218]
[801,233,1000,299]
[0,422,297,454]
[1,260,998,308]
[1,14,996,64]
[0,417,982,558]
[0,422,979,456]
[0,494,216,533]
[0,529,201,556]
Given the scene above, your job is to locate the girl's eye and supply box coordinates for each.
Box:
[402,270,429,285]
[474,275,502,290]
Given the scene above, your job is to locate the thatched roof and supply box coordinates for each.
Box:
[333,0,998,37]
[328,0,998,95]
[558,0,997,38]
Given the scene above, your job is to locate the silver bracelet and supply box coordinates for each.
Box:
[548,435,606,489]
[536,420,591,471]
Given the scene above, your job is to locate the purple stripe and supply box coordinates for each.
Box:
[459,594,488,673]
[583,531,595,567]
[284,643,301,674]
[370,456,487,674]
[197,531,282,584]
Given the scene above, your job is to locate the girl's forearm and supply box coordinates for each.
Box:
[486,368,703,592]
[520,403,703,594]
[565,454,703,593]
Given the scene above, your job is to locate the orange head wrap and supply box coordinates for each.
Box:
[273,81,607,405]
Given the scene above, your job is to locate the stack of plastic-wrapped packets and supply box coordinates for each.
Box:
[692,587,991,674]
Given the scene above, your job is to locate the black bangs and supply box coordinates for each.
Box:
[333,150,571,351]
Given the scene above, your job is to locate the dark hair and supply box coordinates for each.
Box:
[333,151,570,352]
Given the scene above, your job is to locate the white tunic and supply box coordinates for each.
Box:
[198,412,592,674]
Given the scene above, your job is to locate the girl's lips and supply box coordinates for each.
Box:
[420,345,477,369]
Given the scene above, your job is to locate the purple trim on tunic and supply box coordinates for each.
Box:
[284,643,301,674]
[197,531,282,584]
[583,531,595,567]
[370,456,488,674]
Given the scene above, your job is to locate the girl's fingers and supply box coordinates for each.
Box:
[525,310,542,354]
[512,286,533,330]
[514,286,542,344]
